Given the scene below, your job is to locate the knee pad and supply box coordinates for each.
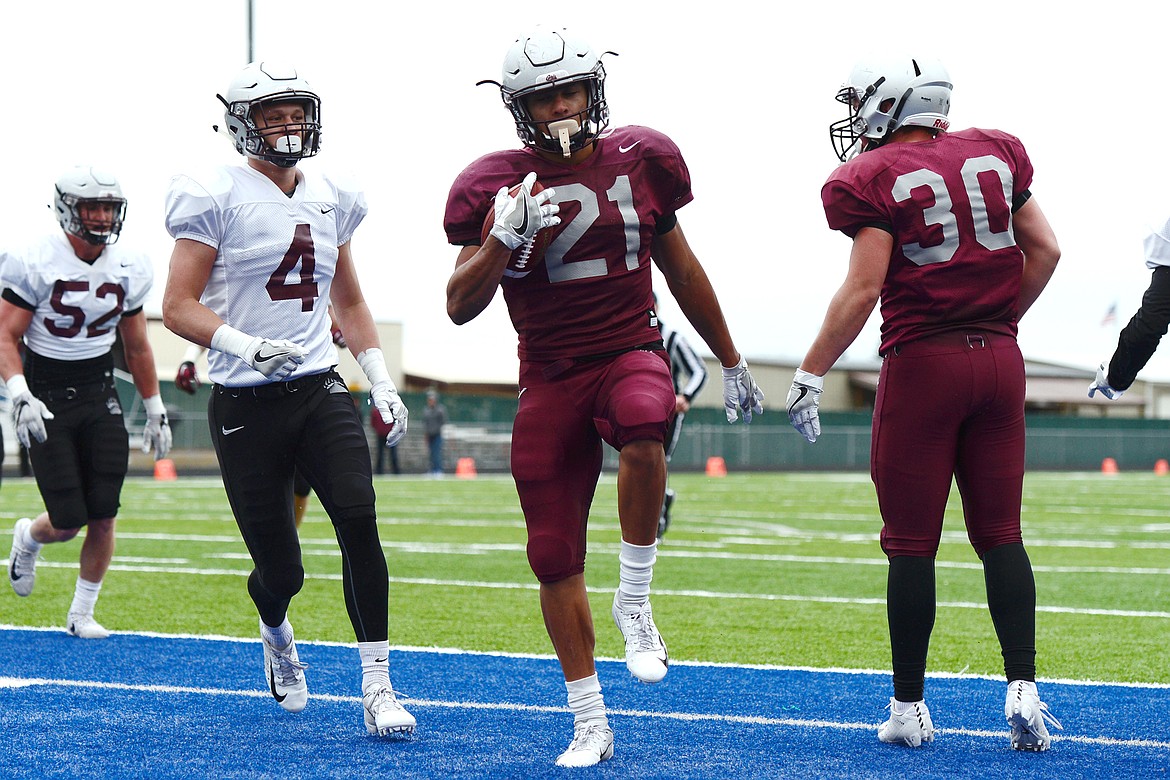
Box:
[323,472,376,523]
[527,532,582,584]
[253,564,305,602]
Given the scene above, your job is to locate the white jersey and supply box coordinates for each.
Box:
[0,232,153,361]
[164,164,366,387]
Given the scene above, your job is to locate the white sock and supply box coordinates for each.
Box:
[68,577,102,616]
[19,521,43,552]
[260,617,294,648]
[566,674,607,727]
[891,698,926,715]
[616,540,657,611]
[359,640,392,693]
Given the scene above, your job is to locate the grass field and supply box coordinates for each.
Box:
[2,469,1167,686]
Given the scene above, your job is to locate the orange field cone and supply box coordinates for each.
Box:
[705,456,727,477]
[1155,459,1169,475]
[455,457,477,479]
[1101,457,1119,474]
[154,458,177,481]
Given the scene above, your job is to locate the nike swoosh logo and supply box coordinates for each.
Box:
[374,657,388,664]
[787,387,809,413]
[222,425,245,436]
[619,141,641,153]
[255,347,282,363]
[320,206,335,214]
[268,666,287,703]
[518,387,527,399]
[514,202,530,236]
[9,560,19,582]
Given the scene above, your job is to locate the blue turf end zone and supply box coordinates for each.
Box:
[1,628,1167,778]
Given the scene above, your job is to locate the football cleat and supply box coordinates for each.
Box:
[878,698,935,747]
[9,517,38,597]
[1006,680,1062,751]
[612,593,668,683]
[555,721,614,768]
[66,612,111,639]
[261,624,309,713]
[363,685,416,736]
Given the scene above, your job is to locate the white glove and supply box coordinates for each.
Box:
[721,357,764,424]
[358,348,409,447]
[489,171,559,251]
[7,374,53,448]
[212,325,306,381]
[142,394,173,460]
[787,369,824,443]
[1087,362,1124,400]
[371,381,409,447]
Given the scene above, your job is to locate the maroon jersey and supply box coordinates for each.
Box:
[445,126,692,361]
[822,128,1034,355]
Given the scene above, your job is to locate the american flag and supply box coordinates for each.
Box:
[1101,302,1117,327]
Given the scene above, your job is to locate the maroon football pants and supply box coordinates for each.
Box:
[872,332,1026,558]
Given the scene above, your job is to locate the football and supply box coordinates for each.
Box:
[480,180,553,280]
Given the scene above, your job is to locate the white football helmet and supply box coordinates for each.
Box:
[53,167,127,245]
[829,57,952,162]
[485,28,612,155]
[217,62,321,168]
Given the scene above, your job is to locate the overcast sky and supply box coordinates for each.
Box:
[4,1,1169,384]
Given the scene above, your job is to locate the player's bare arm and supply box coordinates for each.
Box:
[117,311,163,399]
[0,300,33,381]
[1013,197,1061,319]
[446,241,514,325]
[650,222,740,367]
[329,241,381,357]
[799,226,892,377]
[161,238,222,348]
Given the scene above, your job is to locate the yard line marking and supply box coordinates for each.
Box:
[3,676,1166,749]
[8,562,1169,618]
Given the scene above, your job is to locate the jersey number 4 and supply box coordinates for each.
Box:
[266,223,319,312]
[894,154,1016,267]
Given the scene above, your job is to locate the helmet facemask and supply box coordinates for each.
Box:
[507,70,609,157]
[222,93,321,168]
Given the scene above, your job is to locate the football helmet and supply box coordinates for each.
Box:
[217,62,321,168]
[53,167,127,245]
[485,28,612,156]
[829,57,952,162]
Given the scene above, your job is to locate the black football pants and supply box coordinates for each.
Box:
[209,370,389,642]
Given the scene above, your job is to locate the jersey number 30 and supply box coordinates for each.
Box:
[894,154,1016,267]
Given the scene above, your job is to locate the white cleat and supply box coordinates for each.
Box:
[9,518,38,597]
[363,685,416,736]
[66,612,111,640]
[1006,680,1062,751]
[555,721,614,768]
[878,698,935,747]
[261,624,309,713]
[612,593,668,683]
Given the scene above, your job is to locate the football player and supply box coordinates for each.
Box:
[160,62,414,736]
[1,166,171,639]
[787,57,1062,751]
[444,27,763,767]
[654,292,709,539]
